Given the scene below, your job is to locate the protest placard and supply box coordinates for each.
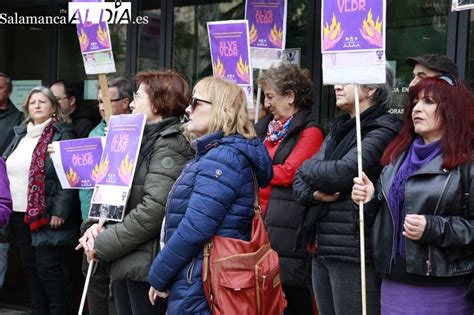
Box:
[72,0,116,123]
[207,20,253,106]
[88,114,146,222]
[321,0,386,84]
[245,0,287,69]
[52,137,104,189]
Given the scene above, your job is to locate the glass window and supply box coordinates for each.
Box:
[173,0,310,87]
[138,1,161,71]
[386,0,449,113]
[467,12,474,82]
[0,6,49,83]
[286,0,311,69]
[173,1,244,86]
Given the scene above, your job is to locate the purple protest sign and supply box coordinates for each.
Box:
[73,0,112,54]
[245,0,287,49]
[51,137,103,189]
[207,21,252,85]
[322,0,384,53]
[95,114,146,187]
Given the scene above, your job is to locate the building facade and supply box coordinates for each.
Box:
[0,0,472,127]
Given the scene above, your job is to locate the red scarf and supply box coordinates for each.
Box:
[25,119,56,232]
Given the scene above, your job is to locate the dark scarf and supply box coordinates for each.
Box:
[298,104,389,248]
[25,119,56,232]
[388,137,441,261]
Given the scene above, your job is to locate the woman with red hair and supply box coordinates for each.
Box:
[352,75,474,314]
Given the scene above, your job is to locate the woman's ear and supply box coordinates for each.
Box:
[286,90,295,105]
[366,88,377,99]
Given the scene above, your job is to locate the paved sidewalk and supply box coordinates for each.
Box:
[0,303,29,314]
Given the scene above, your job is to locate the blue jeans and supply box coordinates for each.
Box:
[0,242,9,287]
[312,258,381,315]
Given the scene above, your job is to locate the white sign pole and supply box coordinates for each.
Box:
[354,84,367,315]
[255,69,263,123]
[78,259,94,315]
[78,209,108,314]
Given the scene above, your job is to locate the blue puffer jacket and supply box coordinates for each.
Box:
[148,131,273,315]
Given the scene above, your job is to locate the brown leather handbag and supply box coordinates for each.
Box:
[202,171,287,314]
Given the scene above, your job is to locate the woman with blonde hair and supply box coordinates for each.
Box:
[3,86,79,314]
[147,77,273,314]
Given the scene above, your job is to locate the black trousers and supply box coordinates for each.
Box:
[11,212,71,315]
[283,285,317,315]
[82,255,117,315]
[113,278,167,315]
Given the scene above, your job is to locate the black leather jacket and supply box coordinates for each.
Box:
[367,153,474,278]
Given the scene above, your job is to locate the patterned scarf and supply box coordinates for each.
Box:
[264,115,293,144]
[25,119,56,232]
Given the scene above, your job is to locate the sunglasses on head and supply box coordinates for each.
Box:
[437,74,458,87]
[189,97,212,111]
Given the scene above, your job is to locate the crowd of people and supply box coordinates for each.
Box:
[0,52,472,315]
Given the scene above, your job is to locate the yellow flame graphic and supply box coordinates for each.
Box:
[362,9,382,36]
[214,57,225,78]
[323,13,342,41]
[96,24,110,48]
[118,153,134,185]
[78,28,89,51]
[236,56,249,83]
[268,24,283,47]
[359,9,383,47]
[91,154,109,182]
[66,167,79,186]
[249,23,258,43]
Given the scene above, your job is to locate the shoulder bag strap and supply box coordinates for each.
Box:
[251,168,262,214]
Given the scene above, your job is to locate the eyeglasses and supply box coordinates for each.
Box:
[189,97,212,111]
[56,96,69,101]
[438,74,458,87]
[96,97,125,105]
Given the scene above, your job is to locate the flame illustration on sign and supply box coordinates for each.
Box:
[118,153,134,185]
[66,167,80,187]
[96,24,110,48]
[91,154,109,183]
[249,23,258,44]
[360,9,383,47]
[214,57,226,78]
[323,13,344,50]
[268,24,283,48]
[78,28,90,51]
[235,56,250,83]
